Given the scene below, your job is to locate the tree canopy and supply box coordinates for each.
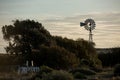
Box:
[2,19,51,55]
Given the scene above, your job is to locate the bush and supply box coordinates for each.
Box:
[32,66,54,79]
[90,66,103,72]
[70,68,96,75]
[114,64,120,76]
[80,59,90,66]
[40,65,54,73]
[42,70,74,80]
[34,45,79,69]
[73,72,87,79]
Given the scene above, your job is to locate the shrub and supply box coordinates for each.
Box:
[32,66,54,79]
[70,68,96,75]
[34,45,79,69]
[90,67,103,72]
[80,59,90,66]
[40,65,54,73]
[73,72,87,79]
[42,70,74,80]
[114,64,120,76]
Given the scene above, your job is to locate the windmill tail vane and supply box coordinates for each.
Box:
[80,22,86,27]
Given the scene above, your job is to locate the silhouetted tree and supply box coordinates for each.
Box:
[2,19,51,55]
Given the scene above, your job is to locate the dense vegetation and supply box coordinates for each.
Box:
[1,19,101,69]
[98,47,120,67]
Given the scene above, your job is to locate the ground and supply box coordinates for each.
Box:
[0,68,120,80]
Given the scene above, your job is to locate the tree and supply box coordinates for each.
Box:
[53,36,100,67]
[2,19,51,55]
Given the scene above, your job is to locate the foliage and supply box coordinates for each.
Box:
[73,72,87,79]
[80,59,90,66]
[98,47,120,67]
[2,19,51,55]
[32,45,79,69]
[90,67,103,72]
[42,70,74,80]
[0,54,25,66]
[53,37,96,59]
[32,65,54,79]
[40,65,54,73]
[70,68,96,75]
[114,64,120,76]
[53,36,101,67]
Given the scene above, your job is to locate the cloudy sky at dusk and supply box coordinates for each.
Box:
[0,0,120,53]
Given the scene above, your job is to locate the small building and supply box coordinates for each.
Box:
[18,66,40,74]
[18,60,40,74]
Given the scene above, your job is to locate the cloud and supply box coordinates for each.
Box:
[42,12,120,48]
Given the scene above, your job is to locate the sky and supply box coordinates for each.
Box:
[0,0,120,53]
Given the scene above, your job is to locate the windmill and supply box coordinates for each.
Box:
[80,19,96,42]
